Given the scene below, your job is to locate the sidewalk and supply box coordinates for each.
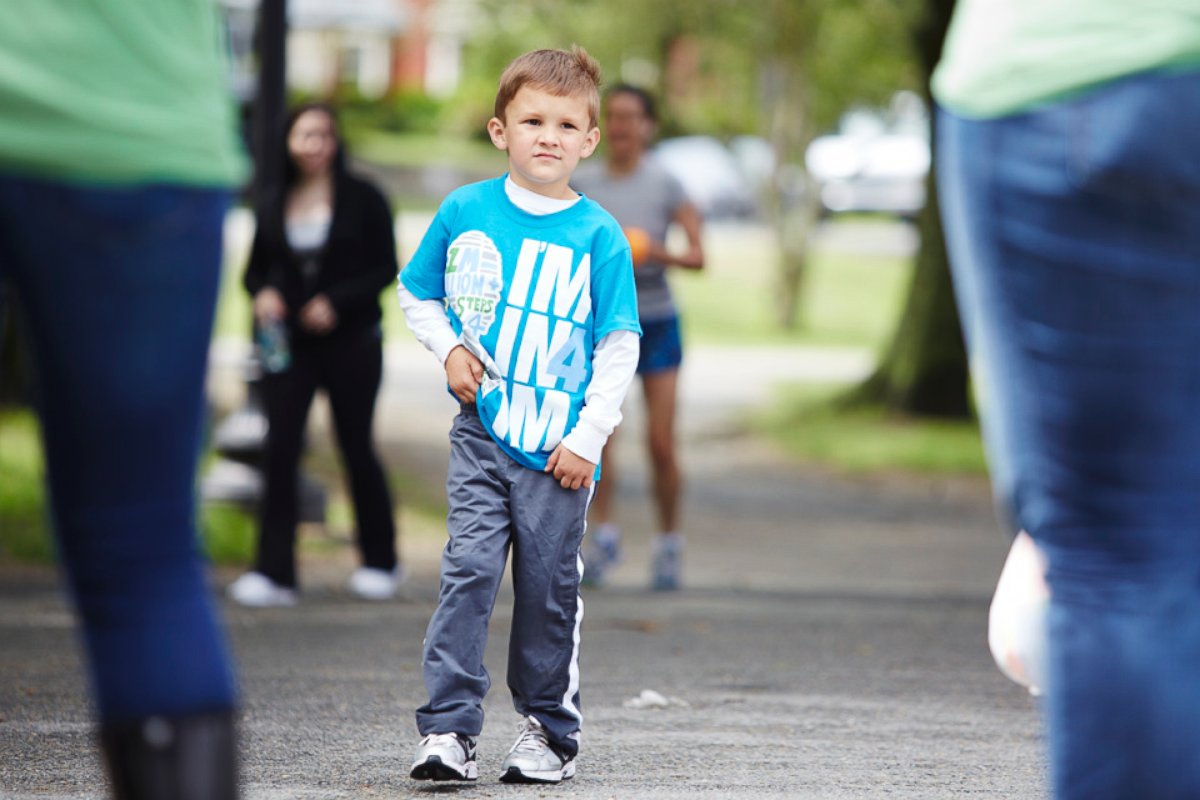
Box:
[0,342,1047,799]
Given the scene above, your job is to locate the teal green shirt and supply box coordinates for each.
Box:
[0,1,248,186]
[933,0,1200,118]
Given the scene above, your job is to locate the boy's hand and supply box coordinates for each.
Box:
[445,345,484,403]
[545,444,595,491]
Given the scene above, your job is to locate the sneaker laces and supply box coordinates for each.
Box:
[510,718,550,754]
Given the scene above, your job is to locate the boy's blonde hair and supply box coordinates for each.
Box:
[494,46,602,128]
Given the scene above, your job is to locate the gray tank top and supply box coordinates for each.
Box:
[572,158,688,322]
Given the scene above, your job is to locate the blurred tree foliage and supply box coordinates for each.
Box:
[450,0,922,329]
[311,1,964,419]
[457,0,919,140]
[444,0,969,418]
[330,87,447,135]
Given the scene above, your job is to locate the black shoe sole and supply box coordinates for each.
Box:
[499,766,570,784]
[410,756,476,782]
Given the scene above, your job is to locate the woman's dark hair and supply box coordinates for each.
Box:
[605,83,658,123]
[282,101,348,187]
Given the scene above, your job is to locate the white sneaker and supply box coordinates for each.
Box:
[498,716,575,784]
[227,572,297,608]
[410,733,477,782]
[346,564,406,601]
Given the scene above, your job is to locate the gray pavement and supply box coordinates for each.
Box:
[1,338,1047,798]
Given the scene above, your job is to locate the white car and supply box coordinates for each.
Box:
[652,136,758,219]
[805,93,930,218]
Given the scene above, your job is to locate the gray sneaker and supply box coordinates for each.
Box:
[651,536,683,591]
[410,733,477,782]
[581,531,621,587]
[498,717,575,784]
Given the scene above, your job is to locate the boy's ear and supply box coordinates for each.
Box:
[581,126,601,159]
[486,117,508,151]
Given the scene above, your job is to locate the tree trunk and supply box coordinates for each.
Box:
[843,0,968,418]
[844,168,969,416]
[773,184,821,331]
[763,53,817,331]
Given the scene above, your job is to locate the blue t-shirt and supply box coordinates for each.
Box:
[401,176,642,474]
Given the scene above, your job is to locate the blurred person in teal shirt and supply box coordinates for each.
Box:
[0,3,247,797]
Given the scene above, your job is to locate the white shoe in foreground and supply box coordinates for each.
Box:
[346,564,407,601]
[498,716,575,784]
[410,733,477,782]
[227,572,297,608]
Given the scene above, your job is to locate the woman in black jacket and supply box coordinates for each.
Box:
[229,103,401,606]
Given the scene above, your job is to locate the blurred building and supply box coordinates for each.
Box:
[218,0,474,101]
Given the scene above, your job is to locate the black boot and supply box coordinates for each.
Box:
[100,709,238,800]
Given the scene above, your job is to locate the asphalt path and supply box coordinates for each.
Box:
[1,330,1047,798]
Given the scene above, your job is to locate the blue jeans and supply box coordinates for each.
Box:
[0,176,237,722]
[938,69,1200,799]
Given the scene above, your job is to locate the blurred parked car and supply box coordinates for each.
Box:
[652,135,758,219]
[729,134,809,212]
[728,135,775,196]
[805,91,930,218]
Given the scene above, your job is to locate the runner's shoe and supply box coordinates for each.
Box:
[410,733,477,781]
[498,717,575,784]
[651,534,683,591]
[581,528,621,587]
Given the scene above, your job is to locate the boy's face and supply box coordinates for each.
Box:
[488,85,600,200]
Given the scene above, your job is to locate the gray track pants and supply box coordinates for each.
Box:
[416,406,592,757]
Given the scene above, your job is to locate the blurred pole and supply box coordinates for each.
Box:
[253,0,287,209]
[206,0,326,523]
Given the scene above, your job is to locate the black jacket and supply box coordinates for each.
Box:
[243,173,398,342]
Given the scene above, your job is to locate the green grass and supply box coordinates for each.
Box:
[199,503,257,564]
[0,410,52,561]
[674,233,912,347]
[670,221,985,478]
[755,384,987,476]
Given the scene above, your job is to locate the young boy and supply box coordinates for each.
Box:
[396,47,641,784]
